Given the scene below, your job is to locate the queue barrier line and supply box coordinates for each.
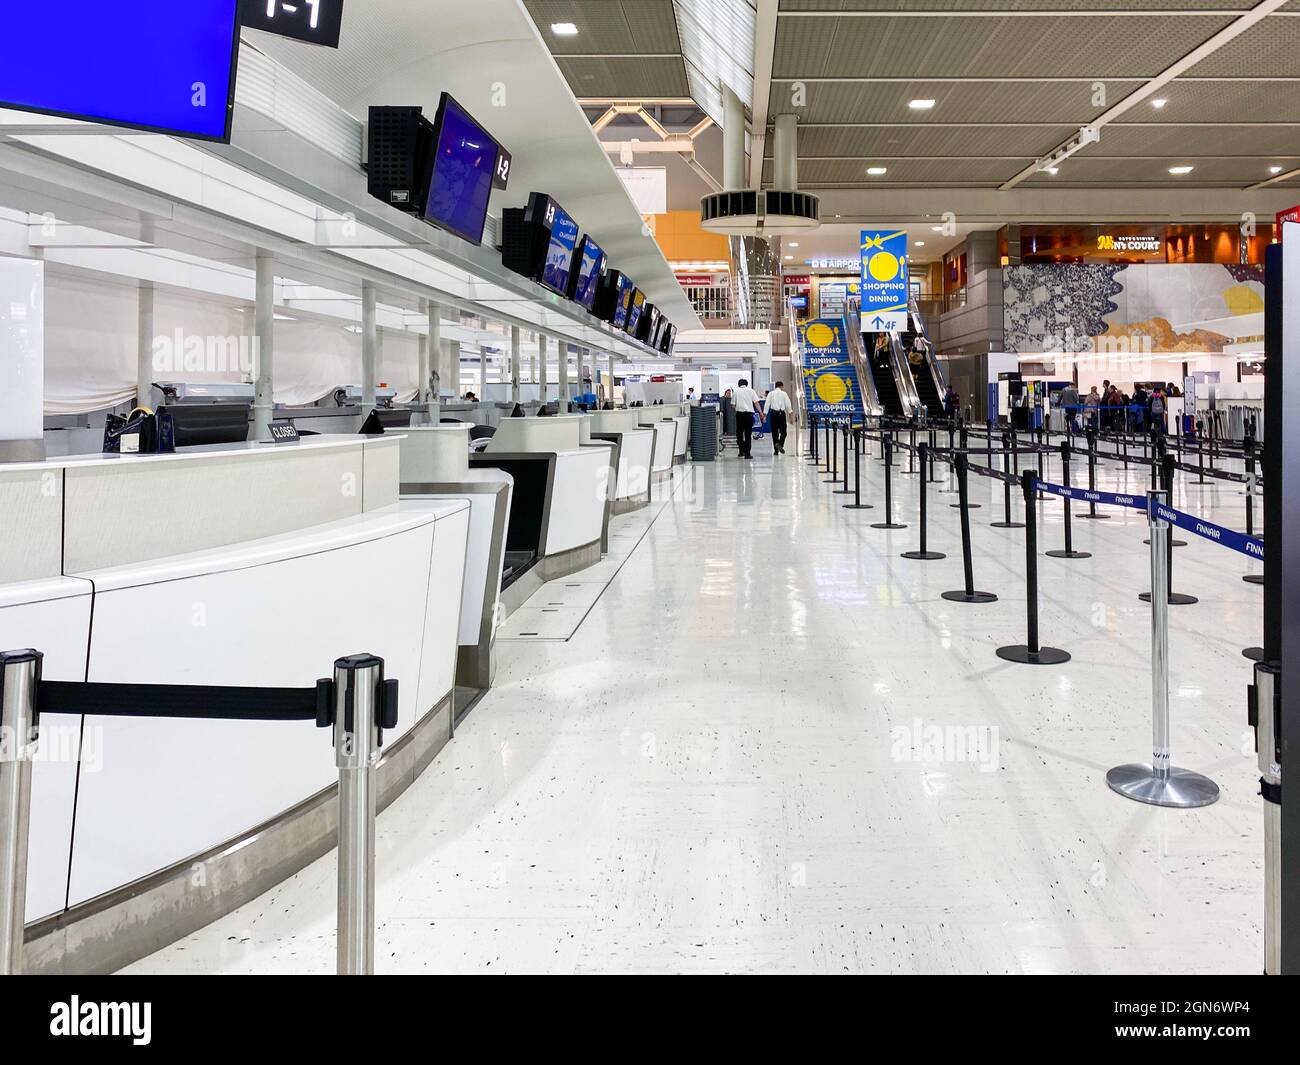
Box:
[0,650,396,976]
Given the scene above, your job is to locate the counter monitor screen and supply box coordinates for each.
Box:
[422,93,499,245]
[0,1,241,141]
[625,289,646,334]
[569,235,607,310]
[540,202,580,296]
[613,276,635,330]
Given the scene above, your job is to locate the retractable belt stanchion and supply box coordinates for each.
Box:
[929,427,941,483]
[871,435,907,530]
[1196,420,1206,485]
[908,422,917,476]
[1250,658,1282,973]
[808,415,819,465]
[835,424,853,494]
[1140,458,1196,598]
[902,442,944,560]
[1082,427,1109,520]
[825,419,834,471]
[0,650,39,975]
[950,424,979,508]
[1107,491,1219,808]
[843,426,873,511]
[941,453,998,604]
[991,430,1025,529]
[1244,429,1263,585]
[824,423,840,483]
[997,473,1070,665]
[1046,440,1090,560]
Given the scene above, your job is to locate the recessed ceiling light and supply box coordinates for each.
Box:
[1151,98,1167,109]
[930,225,944,232]
[551,22,579,36]
[909,99,936,110]
[1270,165,1284,174]
[1168,165,1193,175]
[914,241,926,247]
[1044,166,1059,175]
[789,242,799,248]
[784,254,793,260]
[866,166,888,176]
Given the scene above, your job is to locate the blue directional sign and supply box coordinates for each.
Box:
[860,229,909,333]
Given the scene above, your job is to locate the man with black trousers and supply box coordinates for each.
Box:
[764,381,793,455]
[732,378,760,459]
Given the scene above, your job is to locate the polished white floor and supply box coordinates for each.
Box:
[127,429,1265,974]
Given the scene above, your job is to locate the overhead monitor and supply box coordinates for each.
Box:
[613,275,635,330]
[422,93,500,245]
[539,201,580,296]
[568,235,607,310]
[0,2,242,141]
[625,289,646,335]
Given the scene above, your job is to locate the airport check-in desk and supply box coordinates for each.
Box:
[395,425,512,694]
[585,409,659,515]
[0,435,472,974]
[466,415,612,610]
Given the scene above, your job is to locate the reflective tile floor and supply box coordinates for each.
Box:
[127,431,1265,974]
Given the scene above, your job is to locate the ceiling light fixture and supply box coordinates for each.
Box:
[1168,165,1194,175]
[1044,166,1059,175]
[551,22,579,36]
[909,99,936,110]
[1270,165,1283,174]
[930,225,944,232]
[866,166,888,176]
[914,241,926,247]
[1034,124,1099,174]
[1151,98,1167,109]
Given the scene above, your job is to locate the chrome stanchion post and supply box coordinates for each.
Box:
[332,653,395,976]
[0,649,41,976]
[1107,493,1219,808]
[1251,660,1282,974]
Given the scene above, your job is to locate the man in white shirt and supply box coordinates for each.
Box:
[732,378,760,459]
[764,381,793,455]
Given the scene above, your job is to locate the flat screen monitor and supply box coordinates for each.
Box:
[660,323,677,355]
[613,276,635,330]
[0,2,242,141]
[568,235,607,310]
[637,304,660,345]
[625,289,646,335]
[539,202,580,296]
[422,93,499,245]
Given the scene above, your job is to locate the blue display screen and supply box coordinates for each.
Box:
[0,2,241,140]
[625,290,645,334]
[570,236,606,309]
[541,205,580,295]
[424,94,498,245]
[613,277,634,330]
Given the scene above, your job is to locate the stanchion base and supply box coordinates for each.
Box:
[1079,513,1111,520]
[1243,646,1264,662]
[1143,538,1188,547]
[989,521,1025,529]
[842,503,875,510]
[995,644,1071,665]
[901,550,946,560]
[1243,574,1265,586]
[1105,764,1220,808]
[833,488,854,495]
[1138,591,1199,605]
[941,590,998,604]
[1045,549,1092,559]
[950,502,982,509]
[871,522,908,530]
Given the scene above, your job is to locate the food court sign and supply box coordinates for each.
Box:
[859,230,909,333]
[799,318,863,424]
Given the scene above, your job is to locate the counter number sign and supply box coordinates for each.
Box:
[241,0,345,49]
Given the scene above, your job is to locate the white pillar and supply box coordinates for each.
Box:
[254,251,275,440]
[427,301,442,403]
[773,114,798,190]
[510,325,521,404]
[361,281,377,412]
[136,281,155,411]
[722,86,747,191]
[479,347,488,398]
[608,354,616,403]
[538,334,549,400]
[558,340,570,399]
[0,258,45,461]
[449,339,461,397]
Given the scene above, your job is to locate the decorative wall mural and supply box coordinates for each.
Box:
[1003,263,1265,355]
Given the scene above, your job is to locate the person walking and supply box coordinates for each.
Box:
[732,378,761,459]
[764,381,793,455]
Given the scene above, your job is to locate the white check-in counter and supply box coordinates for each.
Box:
[0,435,471,975]
[637,412,679,479]
[587,409,656,515]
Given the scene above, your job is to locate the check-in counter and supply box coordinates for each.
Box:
[470,416,610,606]
[637,411,679,480]
[395,425,512,695]
[587,409,656,515]
[0,435,470,975]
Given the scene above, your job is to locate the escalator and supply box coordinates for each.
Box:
[867,342,907,417]
[902,331,946,418]
[844,309,883,417]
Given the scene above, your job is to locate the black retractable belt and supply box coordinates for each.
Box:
[950,423,979,509]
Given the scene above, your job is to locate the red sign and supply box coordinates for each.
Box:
[675,273,724,287]
[1276,206,1300,238]
[783,274,811,286]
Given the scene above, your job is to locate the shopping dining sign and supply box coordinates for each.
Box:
[799,318,864,425]
[859,229,909,333]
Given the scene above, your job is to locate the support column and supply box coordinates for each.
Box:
[510,325,521,405]
[539,334,549,401]
[449,339,461,398]
[361,281,377,414]
[722,86,746,191]
[479,346,488,398]
[427,301,443,425]
[136,281,155,411]
[558,340,570,400]
[608,354,616,404]
[254,252,275,440]
[773,114,799,190]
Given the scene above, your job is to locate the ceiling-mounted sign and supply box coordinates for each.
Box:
[241,0,345,49]
[493,145,513,190]
[616,167,667,216]
[807,257,859,270]
[859,230,909,333]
